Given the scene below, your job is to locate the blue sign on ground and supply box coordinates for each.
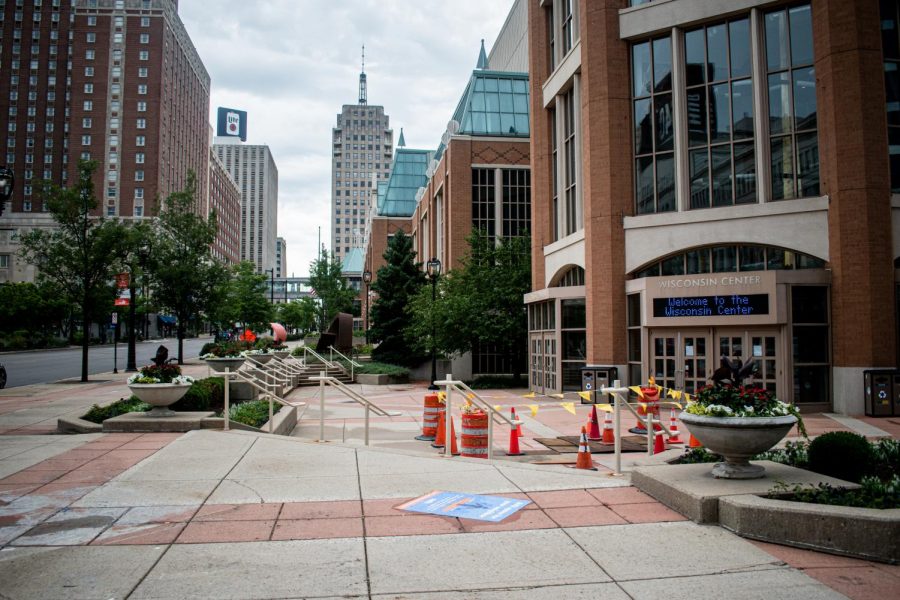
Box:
[397,491,530,522]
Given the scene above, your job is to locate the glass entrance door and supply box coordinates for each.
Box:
[715,329,780,396]
[529,333,557,395]
[650,330,712,394]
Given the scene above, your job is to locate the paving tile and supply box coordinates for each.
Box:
[54,469,119,484]
[11,507,126,546]
[92,522,187,545]
[608,502,687,524]
[280,500,362,520]
[458,509,558,533]
[527,489,602,509]
[272,517,364,540]
[27,457,93,471]
[193,503,282,521]
[77,442,126,451]
[116,505,199,525]
[620,567,847,599]
[749,540,879,569]
[0,483,39,501]
[364,514,463,537]
[545,505,628,528]
[363,497,415,517]
[56,449,110,460]
[588,486,657,505]
[30,482,98,503]
[0,524,29,545]
[177,520,275,543]
[0,469,67,485]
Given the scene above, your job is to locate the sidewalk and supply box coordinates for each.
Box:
[0,369,897,598]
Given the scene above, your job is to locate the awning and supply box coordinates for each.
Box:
[158,315,176,325]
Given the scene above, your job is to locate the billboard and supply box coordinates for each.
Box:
[216,107,248,141]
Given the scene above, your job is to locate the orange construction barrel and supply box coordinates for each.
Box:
[415,394,442,441]
[460,411,489,458]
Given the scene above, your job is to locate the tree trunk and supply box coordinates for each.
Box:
[177,320,184,365]
[126,282,137,371]
[81,317,90,382]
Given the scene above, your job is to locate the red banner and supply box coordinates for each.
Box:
[115,272,130,289]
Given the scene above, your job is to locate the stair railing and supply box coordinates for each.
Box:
[308,371,394,446]
[436,374,519,460]
[328,346,362,380]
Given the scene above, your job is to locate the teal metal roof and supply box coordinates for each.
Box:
[341,247,364,274]
[376,180,388,212]
[450,70,530,138]
[380,147,431,217]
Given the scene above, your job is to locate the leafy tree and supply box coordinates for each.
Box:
[228,261,273,332]
[308,248,356,333]
[18,160,125,380]
[406,230,531,380]
[118,220,156,369]
[369,231,427,366]
[149,171,229,364]
[278,298,317,336]
[0,281,69,340]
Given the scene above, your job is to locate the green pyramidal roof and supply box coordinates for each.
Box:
[379,147,432,217]
[451,70,530,138]
[341,247,364,274]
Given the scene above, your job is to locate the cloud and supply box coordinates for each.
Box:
[179,1,512,276]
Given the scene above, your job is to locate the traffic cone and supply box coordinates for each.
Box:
[575,426,597,471]
[689,433,702,448]
[653,431,666,454]
[511,407,523,437]
[601,410,615,445]
[667,410,683,444]
[448,416,460,456]
[588,405,602,441]
[432,408,446,448]
[506,422,524,456]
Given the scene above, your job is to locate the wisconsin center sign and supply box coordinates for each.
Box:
[653,294,769,317]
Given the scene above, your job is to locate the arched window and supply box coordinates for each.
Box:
[632,244,824,278]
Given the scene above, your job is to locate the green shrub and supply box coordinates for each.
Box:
[807,431,874,483]
[83,396,151,423]
[228,400,281,429]
[771,475,900,509]
[170,377,224,412]
[199,341,217,356]
[466,375,528,390]
[755,440,810,468]
[672,447,722,464]
[356,361,409,377]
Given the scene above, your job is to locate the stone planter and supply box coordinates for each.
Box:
[246,353,274,364]
[272,350,290,360]
[679,412,797,479]
[204,357,246,373]
[127,383,192,417]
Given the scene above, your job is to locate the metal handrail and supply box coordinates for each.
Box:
[309,371,392,446]
[219,365,289,435]
[436,374,519,460]
[328,346,362,379]
[301,346,337,369]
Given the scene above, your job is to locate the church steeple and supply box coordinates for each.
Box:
[476,39,488,70]
[358,45,367,105]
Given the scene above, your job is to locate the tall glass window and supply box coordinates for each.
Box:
[472,168,495,241]
[685,17,756,209]
[881,0,900,192]
[550,107,559,240]
[766,4,819,200]
[502,169,531,238]
[562,89,579,234]
[791,286,830,404]
[633,35,675,214]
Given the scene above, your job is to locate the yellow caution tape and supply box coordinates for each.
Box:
[522,392,536,398]
[577,391,592,401]
[528,404,539,417]
[561,402,576,416]
[629,386,645,399]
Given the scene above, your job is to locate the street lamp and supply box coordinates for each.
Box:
[362,269,372,344]
[426,257,441,391]
[0,167,14,216]
[265,268,274,304]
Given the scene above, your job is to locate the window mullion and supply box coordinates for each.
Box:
[672,27,689,212]
[750,7,770,204]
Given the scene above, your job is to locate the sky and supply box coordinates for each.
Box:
[178,0,515,278]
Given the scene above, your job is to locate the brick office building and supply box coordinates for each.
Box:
[525,0,895,414]
[0,0,211,282]
[207,144,240,265]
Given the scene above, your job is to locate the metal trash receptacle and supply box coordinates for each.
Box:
[864,370,895,417]
[580,366,618,404]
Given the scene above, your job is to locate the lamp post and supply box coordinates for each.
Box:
[0,167,14,216]
[362,270,372,344]
[426,257,441,391]
[265,268,274,304]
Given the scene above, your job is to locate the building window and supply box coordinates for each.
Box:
[547,2,555,71]
[685,17,755,209]
[137,101,146,112]
[561,0,575,56]
[86,32,95,43]
[627,293,642,385]
[135,187,143,199]
[84,66,94,76]
[139,50,149,60]
[502,169,531,237]
[87,15,96,26]
[134,205,143,216]
[561,88,581,233]
[633,35,675,214]
[81,135,91,145]
[882,0,900,192]
[83,100,92,111]
[765,4,818,200]
[84,83,93,94]
[136,118,146,129]
[472,168,495,240]
[135,170,144,181]
[632,243,825,278]
[0,255,9,269]
[791,285,829,404]
[135,152,145,163]
[137,84,147,95]
[141,16,150,27]
[138,67,148,77]
[139,33,149,44]
[85,49,94,60]
[136,135,145,146]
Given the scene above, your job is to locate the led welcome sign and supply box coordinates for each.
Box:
[652,294,769,318]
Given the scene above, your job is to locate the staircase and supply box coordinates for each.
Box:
[293,362,354,386]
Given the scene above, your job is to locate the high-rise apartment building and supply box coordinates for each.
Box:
[330,53,392,260]
[0,0,211,282]
[207,145,240,265]
[213,139,278,273]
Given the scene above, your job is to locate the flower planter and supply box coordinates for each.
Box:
[204,357,246,373]
[127,383,192,417]
[272,350,290,360]
[246,353,273,365]
[679,412,797,479]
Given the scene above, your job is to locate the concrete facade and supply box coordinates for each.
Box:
[525,0,897,414]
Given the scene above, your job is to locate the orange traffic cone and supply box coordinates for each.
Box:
[689,433,702,448]
[448,416,460,456]
[432,408,446,448]
[601,410,615,445]
[653,431,666,454]
[588,405,602,441]
[506,422,524,456]
[575,426,597,471]
[667,410,683,444]
[511,407,523,437]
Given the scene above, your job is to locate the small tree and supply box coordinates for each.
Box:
[150,172,229,363]
[229,261,273,331]
[278,298,317,336]
[18,160,125,381]
[308,248,356,333]
[369,231,427,366]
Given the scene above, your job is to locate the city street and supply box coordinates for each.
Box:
[0,337,211,388]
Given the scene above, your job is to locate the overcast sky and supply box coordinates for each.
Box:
[178,1,514,277]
